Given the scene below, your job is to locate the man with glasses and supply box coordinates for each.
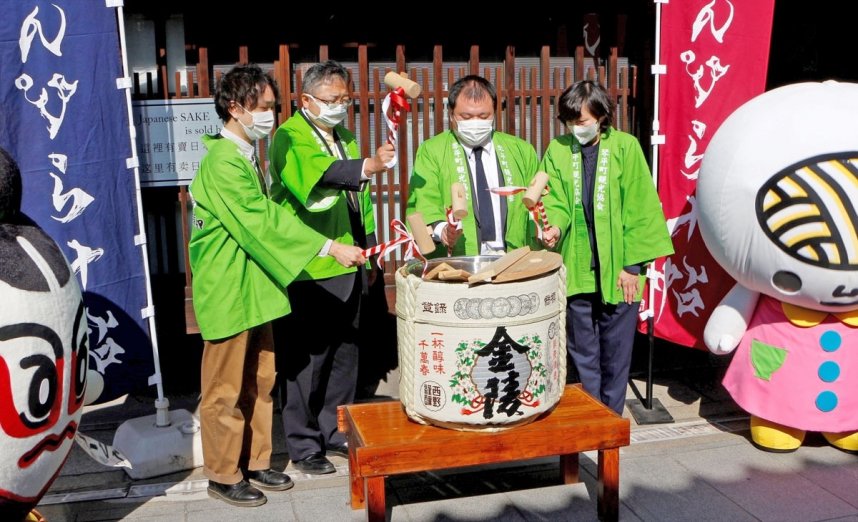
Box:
[269,60,394,474]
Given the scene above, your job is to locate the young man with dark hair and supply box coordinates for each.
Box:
[190,63,362,506]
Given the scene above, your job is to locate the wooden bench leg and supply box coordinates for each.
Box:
[347,432,365,509]
[560,453,579,484]
[597,448,619,521]
[365,476,386,522]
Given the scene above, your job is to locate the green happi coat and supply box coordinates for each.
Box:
[406,131,539,257]
[540,129,673,304]
[269,113,375,281]
[189,134,326,340]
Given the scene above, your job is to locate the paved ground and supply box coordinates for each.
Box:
[33,342,858,521]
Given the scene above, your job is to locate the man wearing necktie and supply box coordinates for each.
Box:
[268,61,395,475]
[406,75,538,256]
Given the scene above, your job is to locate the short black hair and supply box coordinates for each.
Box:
[302,60,350,95]
[0,147,22,221]
[448,75,497,112]
[214,63,279,123]
[557,80,614,131]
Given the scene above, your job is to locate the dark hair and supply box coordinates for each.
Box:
[448,75,497,112]
[302,60,350,95]
[557,80,614,131]
[0,147,22,221]
[214,63,279,123]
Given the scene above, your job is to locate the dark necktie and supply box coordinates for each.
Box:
[473,146,496,242]
[251,154,268,197]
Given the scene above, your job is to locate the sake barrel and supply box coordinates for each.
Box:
[396,256,566,430]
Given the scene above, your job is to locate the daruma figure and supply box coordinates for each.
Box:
[698,81,858,452]
[0,148,87,521]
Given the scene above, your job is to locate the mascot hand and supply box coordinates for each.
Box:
[712,334,737,355]
[703,284,759,355]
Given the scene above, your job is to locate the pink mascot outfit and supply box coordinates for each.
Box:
[698,81,858,452]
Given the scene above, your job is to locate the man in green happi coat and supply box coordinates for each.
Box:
[189,64,362,507]
[540,80,673,415]
[406,75,538,256]
[268,61,395,475]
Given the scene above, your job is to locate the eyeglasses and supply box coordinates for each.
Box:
[307,93,353,108]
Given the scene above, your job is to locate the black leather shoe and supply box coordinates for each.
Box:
[326,442,349,458]
[207,479,266,507]
[245,468,294,491]
[292,452,335,474]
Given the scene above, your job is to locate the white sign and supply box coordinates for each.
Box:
[133,98,221,186]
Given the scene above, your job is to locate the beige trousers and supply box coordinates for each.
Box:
[200,323,276,484]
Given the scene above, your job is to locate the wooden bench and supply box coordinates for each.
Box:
[338,384,630,521]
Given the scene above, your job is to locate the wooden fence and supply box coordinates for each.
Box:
[134,44,638,333]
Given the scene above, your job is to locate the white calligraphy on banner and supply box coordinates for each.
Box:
[661,2,734,320]
[15,2,120,379]
[645,0,775,349]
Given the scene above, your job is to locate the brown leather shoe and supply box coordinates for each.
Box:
[245,468,294,491]
[207,479,266,507]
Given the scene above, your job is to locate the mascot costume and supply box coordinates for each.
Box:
[0,148,87,521]
[699,81,858,452]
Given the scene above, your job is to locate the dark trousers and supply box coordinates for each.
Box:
[566,293,638,415]
[274,277,359,461]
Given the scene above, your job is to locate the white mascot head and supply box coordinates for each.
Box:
[699,81,858,312]
[0,148,86,521]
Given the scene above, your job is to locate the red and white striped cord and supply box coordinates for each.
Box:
[445,207,462,256]
[381,87,410,169]
[361,218,426,271]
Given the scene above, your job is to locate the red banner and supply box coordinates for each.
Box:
[642,0,775,348]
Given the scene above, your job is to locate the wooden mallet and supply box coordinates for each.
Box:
[450,182,468,220]
[380,72,421,169]
[523,172,551,231]
[383,72,422,98]
[405,212,436,255]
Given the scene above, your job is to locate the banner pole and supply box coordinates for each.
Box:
[113,1,169,427]
[626,0,674,424]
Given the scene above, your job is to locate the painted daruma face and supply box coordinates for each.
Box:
[0,222,86,519]
[698,81,858,313]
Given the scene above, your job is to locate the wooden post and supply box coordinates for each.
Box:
[505,45,516,135]
[174,71,182,99]
[531,68,539,145]
[278,44,293,120]
[372,67,386,242]
[239,46,248,65]
[197,47,210,97]
[358,44,370,159]
[494,65,504,132]
[540,46,551,151]
[433,45,443,135]
[520,66,527,141]
[319,44,329,62]
[159,64,168,99]
[396,45,408,236]
[469,45,480,75]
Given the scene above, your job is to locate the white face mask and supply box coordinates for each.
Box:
[568,121,599,144]
[455,118,494,147]
[307,95,348,127]
[237,105,275,141]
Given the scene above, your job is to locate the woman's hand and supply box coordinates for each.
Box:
[617,269,640,304]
